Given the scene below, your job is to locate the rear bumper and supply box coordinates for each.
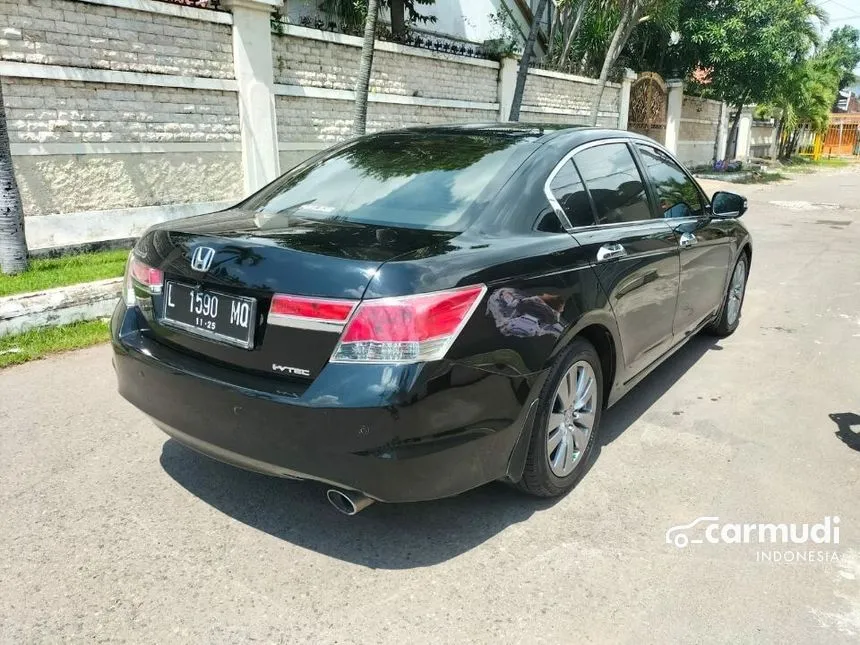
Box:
[112,304,545,502]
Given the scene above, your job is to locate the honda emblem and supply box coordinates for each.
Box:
[190,246,215,272]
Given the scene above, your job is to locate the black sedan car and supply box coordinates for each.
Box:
[112,124,751,514]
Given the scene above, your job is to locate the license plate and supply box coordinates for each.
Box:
[161,282,256,349]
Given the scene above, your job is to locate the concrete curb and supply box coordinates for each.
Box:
[0,278,122,337]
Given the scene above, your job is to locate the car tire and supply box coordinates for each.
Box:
[705,252,749,337]
[518,338,603,498]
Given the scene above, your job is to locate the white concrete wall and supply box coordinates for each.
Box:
[0,0,234,77]
[272,24,500,167]
[1,0,243,249]
[750,120,778,159]
[676,95,723,167]
[520,68,621,127]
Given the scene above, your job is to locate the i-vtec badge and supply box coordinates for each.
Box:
[272,363,311,377]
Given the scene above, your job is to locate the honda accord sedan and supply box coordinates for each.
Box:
[112,124,751,514]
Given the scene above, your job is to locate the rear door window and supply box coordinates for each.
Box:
[548,160,596,228]
[636,145,705,219]
[573,143,653,225]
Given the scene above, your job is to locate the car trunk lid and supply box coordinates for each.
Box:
[133,210,456,380]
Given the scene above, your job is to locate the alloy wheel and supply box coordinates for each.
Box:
[546,360,597,477]
[727,259,746,326]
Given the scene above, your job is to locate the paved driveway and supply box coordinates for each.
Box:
[2,168,859,644]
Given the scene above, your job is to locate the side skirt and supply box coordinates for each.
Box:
[606,313,717,408]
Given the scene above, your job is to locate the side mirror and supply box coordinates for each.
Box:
[711,191,748,218]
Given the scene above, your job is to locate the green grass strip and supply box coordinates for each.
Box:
[0,319,111,368]
[0,249,128,297]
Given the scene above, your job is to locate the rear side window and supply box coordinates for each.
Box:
[239,133,539,232]
[636,144,705,219]
[548,160,595,228]
[573,143,653,225]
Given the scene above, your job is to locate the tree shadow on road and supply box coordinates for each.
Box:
[160,439,557,569]
[829,412,860,452]
[159,335,721,569]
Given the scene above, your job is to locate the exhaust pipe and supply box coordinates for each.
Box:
[326,488,375,515]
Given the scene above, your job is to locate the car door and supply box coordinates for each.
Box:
[561,140,680,380]
[634,144,733,336]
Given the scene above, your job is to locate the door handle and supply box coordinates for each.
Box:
[596,243,627,262]
[679,232,698,248]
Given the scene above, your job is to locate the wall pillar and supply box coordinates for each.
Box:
[223,0,281,194]
[617,69,636,130]
[715,102,729,162]
[497,56,518,122]
[735,105,754,161]
[664,79,684,154]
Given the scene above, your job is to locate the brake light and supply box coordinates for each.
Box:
[124,253,163,304]
[268,294,357,331]
[331,284,486,363]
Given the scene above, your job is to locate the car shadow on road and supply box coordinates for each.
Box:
[160,439,557,569]
[158,335,721,569]
[599,335,722,445]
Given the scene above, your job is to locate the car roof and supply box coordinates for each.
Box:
[367,122,652,149]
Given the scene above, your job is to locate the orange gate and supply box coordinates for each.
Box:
[821,114,860,157]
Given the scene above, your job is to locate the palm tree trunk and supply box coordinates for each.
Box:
[352,0,380,136]
[788,130,801,158]
[726,100,746,159]
[548,4,560,55]
[0,78,28,275]
[589,3,641,126]
[389,0,406,39]
[508,0,549,122]
[559,0,589,68]
[775,117,786,159]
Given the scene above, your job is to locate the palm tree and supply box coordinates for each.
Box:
[556,0,591,70]
[0,78,27,275]
[509,0,550,121]
[353,0,380,136]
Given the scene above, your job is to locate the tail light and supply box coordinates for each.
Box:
[123,253,163,305]
[268,294,357,332]
[330,284,486,363]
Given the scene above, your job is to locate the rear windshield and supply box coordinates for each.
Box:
[239,132,539,232]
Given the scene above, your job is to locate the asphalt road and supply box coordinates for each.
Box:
[2,168,860,644]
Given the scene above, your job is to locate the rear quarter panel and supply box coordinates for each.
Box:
[365,232,623,388]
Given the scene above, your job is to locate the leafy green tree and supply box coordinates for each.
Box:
[824,26,860,90]
[675,0,824,157]
[388,0,436,38]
